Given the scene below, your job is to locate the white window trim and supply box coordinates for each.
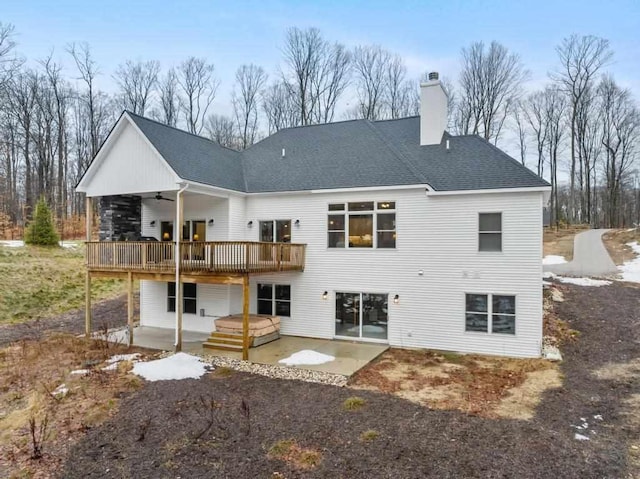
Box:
[464,292,516,335]
[327,201,396,249]
[478,212,503,253]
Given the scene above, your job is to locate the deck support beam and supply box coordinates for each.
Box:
[84,196,93,338]
[242,274,250,361]
[174,184,187,352]
[127,271,134,346]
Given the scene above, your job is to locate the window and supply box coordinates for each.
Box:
[257,283,291,317]
[167,282,197,314]
[465,293,515,335]
[479,213,502,252]
[328,201,396,249]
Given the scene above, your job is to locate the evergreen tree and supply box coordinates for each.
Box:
[24,197,60,246]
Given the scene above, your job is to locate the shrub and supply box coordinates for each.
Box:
[343,396,366,411]
[360,429,379,442]
[24,198,60,246]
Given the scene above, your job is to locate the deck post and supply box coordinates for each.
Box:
[127,271,134,346]
[85,196,92,338]
[242,274,250,361]
[175,184,187,352]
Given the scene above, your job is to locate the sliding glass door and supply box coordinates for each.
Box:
[335,292,388,341]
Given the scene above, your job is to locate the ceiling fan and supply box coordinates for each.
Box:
[154,192,174,202]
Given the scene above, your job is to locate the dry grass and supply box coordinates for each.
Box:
[543,285,578,347]
[343,396,366,411]
[0,244,131,324]
[268,439,322,470]
[602,228,640,265]
[0,334,148,478]
[543,224,589,260]
[349,348,561,418]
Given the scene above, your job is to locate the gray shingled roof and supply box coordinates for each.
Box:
[125,111,549,193]
[127,113,245,191]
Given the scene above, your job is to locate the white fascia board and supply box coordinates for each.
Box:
[308,184,432,195]
[426,186,551,197]
[182,179,247,198]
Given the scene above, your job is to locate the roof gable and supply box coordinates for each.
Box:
[77,114,180,196]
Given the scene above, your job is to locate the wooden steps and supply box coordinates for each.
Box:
[202,331,250,352]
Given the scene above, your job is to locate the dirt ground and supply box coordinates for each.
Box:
[543,224,589,260]
[603,228,640,265]
[349,348,560,419]
[0,293,136,348]
[46,280,639,478]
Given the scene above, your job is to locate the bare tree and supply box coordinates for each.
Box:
[156,68,179,127]
[351,45,390,120]
[41,54,70,218]
[177,57,219,135]
[525,91,548,177]
[456,41,528,144]
[262,81,298,134]
[114,59,159,115]
[543,86,568,226]
[281,27,351,126]
[205,114,238,149]
[512,100,528,166]
[0,22,21,88]
[551,34,613,221]
[67,43,101,159]
[598,76,639,227]
[232,64,267,149]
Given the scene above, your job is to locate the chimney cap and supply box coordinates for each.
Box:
[428,72,439,81]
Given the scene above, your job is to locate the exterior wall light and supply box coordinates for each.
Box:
[322,291,328,300]
[393,294,400,304]
[150,220,156,227]
[294,219,300,227]
[208,219,214,226]
[247,221,253,228]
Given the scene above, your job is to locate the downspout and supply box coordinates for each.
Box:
[175,182,189,351]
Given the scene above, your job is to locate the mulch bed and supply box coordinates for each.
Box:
[0,293,136,348]
[50,282,639,478]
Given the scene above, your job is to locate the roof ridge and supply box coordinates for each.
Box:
[125,110,241,155]
[364,120,429,186]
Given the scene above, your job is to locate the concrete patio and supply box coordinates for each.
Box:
[110,326,388,376]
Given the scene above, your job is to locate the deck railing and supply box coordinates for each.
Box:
[86,241,306,274]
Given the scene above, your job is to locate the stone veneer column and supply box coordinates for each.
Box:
[98,195,142,241]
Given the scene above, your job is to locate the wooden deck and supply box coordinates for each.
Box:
[86,241,306,276]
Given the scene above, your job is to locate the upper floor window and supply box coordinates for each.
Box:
[328,201,396,249]
[479,213,502,252]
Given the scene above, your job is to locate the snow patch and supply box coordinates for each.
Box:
[278,350,336,366]
[0,240,24,248]
[618,242,640,283]
[574,433,590,441]
[106,353,141,364]
[70,369,90,376]
[132,353,209,381]
[555,276,612,287]
[53,384,69,397]
[542,255,567,265]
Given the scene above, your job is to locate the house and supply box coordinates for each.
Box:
[76,72,550,359]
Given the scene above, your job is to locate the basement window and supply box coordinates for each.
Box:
[465,293,515,335]
[167,282,197,314]
[257,283,291,317]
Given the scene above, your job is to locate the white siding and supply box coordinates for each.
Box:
[243,188,543,358]
[138,185,544,358]
[83,120,178,197]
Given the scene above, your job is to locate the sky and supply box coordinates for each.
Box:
[3,0,640,152]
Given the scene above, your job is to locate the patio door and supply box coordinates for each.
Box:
[335,292,388,341]
[259,220,291,261]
